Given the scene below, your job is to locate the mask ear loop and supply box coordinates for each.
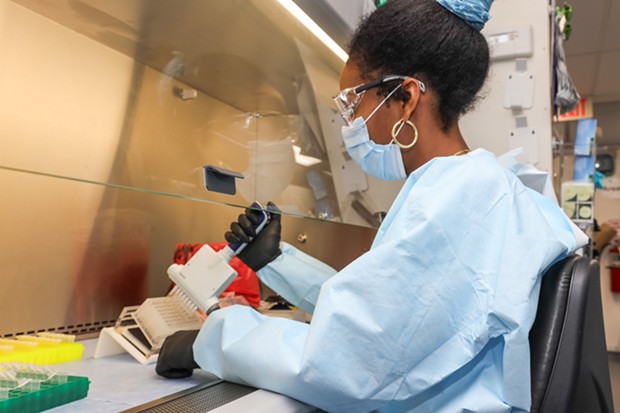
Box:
[364,83,404,124]
[391,120,418,149]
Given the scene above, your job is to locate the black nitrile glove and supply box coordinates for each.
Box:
[224,202,282,272]
[156,330,200,379]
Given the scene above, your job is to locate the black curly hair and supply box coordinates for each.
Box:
[349,0,490,132]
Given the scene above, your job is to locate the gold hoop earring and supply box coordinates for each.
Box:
[391,119,418,149]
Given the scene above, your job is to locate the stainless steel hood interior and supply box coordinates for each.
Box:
[1,0,391,338]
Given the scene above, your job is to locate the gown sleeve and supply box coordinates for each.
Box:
[256,241,337,314]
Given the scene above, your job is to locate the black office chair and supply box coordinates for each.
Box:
[530,255,615,413]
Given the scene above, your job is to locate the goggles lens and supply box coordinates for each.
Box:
[333,88,364,126]
[332,75,417,126]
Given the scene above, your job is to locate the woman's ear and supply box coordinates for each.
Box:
[400,78,424,121]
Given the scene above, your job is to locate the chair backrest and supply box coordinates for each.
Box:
[529,255,614,413]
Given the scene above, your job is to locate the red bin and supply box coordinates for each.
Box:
[610,267,620,293]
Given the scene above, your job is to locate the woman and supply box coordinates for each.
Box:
[156,1,581,411]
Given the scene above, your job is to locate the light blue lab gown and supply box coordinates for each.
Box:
[193,148,578,413]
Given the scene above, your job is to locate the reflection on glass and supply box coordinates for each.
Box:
[0,0,399,337]
[1,0,402,228]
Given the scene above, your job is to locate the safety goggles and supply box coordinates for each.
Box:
[332,75,426,126]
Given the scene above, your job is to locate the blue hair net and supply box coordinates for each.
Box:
[435,0,494,31]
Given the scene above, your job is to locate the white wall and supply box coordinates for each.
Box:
[461,0,554,172]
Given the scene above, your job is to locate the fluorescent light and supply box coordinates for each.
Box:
[274,0,349,62]
[293,145,322,167]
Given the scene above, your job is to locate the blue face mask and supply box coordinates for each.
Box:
[341,117,407,181]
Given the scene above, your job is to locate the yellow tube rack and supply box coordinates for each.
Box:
[0,334,83,365]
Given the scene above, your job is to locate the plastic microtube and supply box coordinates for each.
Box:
[37,332,76,343]
[0,345,13,355]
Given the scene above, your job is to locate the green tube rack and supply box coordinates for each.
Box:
[0,375,90,413]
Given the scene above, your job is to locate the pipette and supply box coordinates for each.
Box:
[167,201,270,315]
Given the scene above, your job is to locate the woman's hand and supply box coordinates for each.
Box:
[155,330,200,379]
[225,202,282,272]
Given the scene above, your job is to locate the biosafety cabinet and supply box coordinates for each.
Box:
[0,0,390,338]
[0,0,558,335]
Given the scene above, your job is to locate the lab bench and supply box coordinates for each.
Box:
[45,338,319,412]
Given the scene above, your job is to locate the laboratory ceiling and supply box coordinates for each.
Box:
[563,0,620,104]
